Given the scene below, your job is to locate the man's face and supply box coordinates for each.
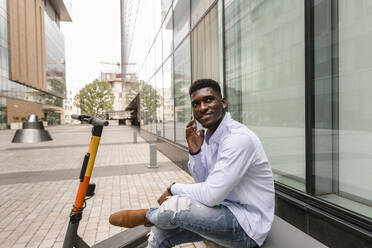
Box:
[190,87,227,132]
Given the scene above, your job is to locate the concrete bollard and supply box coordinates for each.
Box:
[133,131,137,144]
[148,143,158,168]
[156,130,161,142]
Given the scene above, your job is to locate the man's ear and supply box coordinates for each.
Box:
[221,98,227,109]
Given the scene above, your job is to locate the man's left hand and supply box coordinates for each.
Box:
[157,189,171,205]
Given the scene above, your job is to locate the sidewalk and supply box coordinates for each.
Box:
[0,125,207,248]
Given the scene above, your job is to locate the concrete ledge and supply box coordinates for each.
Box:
[263,216,328,248]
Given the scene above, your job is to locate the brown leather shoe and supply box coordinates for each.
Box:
[109,209,150,228]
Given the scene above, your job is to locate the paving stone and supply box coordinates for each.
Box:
[0,125,211,247]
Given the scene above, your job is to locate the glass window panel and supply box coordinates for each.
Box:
[161,0,172,21]
[173,0,190,48]
[163,57,174,141]
[191,0,215,28]
[191,5,218,82]
[156,68,164,136]
[155,32,163,71]
[141,80,152,132]
[225,0,306,191]
[149,76,156,134]
[0,97,6,129]
[0,15,7,43]
[174,37,191,146]
[162,10,173,61]
[314,0,372,218]
[149,47,156,80]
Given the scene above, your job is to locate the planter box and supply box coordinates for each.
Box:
[10,122,22,130]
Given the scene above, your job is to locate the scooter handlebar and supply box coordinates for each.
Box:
[71,114,109,126]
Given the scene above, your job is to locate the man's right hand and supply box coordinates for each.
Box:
[186,115,204,154]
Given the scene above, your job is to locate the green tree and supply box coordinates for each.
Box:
[74,80,114,118]
[126,81,141,105]
[126,80,161,117]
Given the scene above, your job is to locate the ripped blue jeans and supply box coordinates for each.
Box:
[146,196,258,248]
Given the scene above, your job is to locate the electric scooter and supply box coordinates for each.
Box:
[63,115,150,248]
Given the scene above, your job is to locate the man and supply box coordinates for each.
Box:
[110,79,274,247]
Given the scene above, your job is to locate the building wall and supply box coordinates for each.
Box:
[8,0,47,91]
[62,90,80,124]
[0,0,70,129]
[126,0,372,246]
[6,98,44,124]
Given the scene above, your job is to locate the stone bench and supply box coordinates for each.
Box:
[92,216,328,248]
[262,216,328,248]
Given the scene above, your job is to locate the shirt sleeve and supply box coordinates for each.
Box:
[187,151,208,183]
[171,134,256,207]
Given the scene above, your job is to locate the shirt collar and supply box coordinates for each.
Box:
[205,112,231,145]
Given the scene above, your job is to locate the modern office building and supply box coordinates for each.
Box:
[122,0,372,247]
[0,0,71,129]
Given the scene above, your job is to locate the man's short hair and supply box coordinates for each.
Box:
[189,79,222,97]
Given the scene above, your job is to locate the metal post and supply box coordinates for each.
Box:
[133,131,137,144]
[148,144,158,168]
[156,130,161,142]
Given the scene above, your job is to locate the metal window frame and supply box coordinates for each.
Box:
[305,0,315,195]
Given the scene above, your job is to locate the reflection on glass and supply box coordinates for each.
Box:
[155,32,162,71]
[45,8,66,98]
[174,37,191,146]
[161,0,172,20]
[225,0,306,191]
[163,57,174,141]
[191,5,218,82]
[162,10,173,61]
[156,68,164,136]
[173,0,190,48]
[191,0,215,28]
[0,97,6,129]
[149,77,157,134]
[314,0,372,218]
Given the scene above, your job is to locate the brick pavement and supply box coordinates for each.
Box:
[0,125,207,248]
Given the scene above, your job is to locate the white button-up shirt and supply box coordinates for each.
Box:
[171,112,275,246]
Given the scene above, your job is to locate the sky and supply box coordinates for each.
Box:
[60,0,121,95]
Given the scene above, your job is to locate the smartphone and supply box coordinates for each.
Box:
[192,113,205,133]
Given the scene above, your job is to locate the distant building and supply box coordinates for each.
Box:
[0,0,72,129]
[100,71,125,120]
[62,90,80,124]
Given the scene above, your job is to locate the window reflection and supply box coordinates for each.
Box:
[156,68,164,136]
[225,0,306,191]
[45,5,66,98]
[191,0,215,28]
[174,37,191,146]
[162,10,173,61]
[163,57,174,141]
[173,0,190,48]
[191,4,218,82]
[314,0,372,218]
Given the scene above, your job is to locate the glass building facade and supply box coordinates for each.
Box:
[131,0,372,245]
[0,0,68,129]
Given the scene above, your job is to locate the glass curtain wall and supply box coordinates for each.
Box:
[0,0,8,129]
[156,68,164,136]
[314,0,372,218]
[174,37,191,146]
[173,0,190,48]
[191,4,219,83]
[44,3,66,99]
[163,57,174,141]
[191,0,216,28]
[0,97,6,129]
[224,0,306,191]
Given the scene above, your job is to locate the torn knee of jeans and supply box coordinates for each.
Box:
[147,230,154,243]
[159,196,192,218]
